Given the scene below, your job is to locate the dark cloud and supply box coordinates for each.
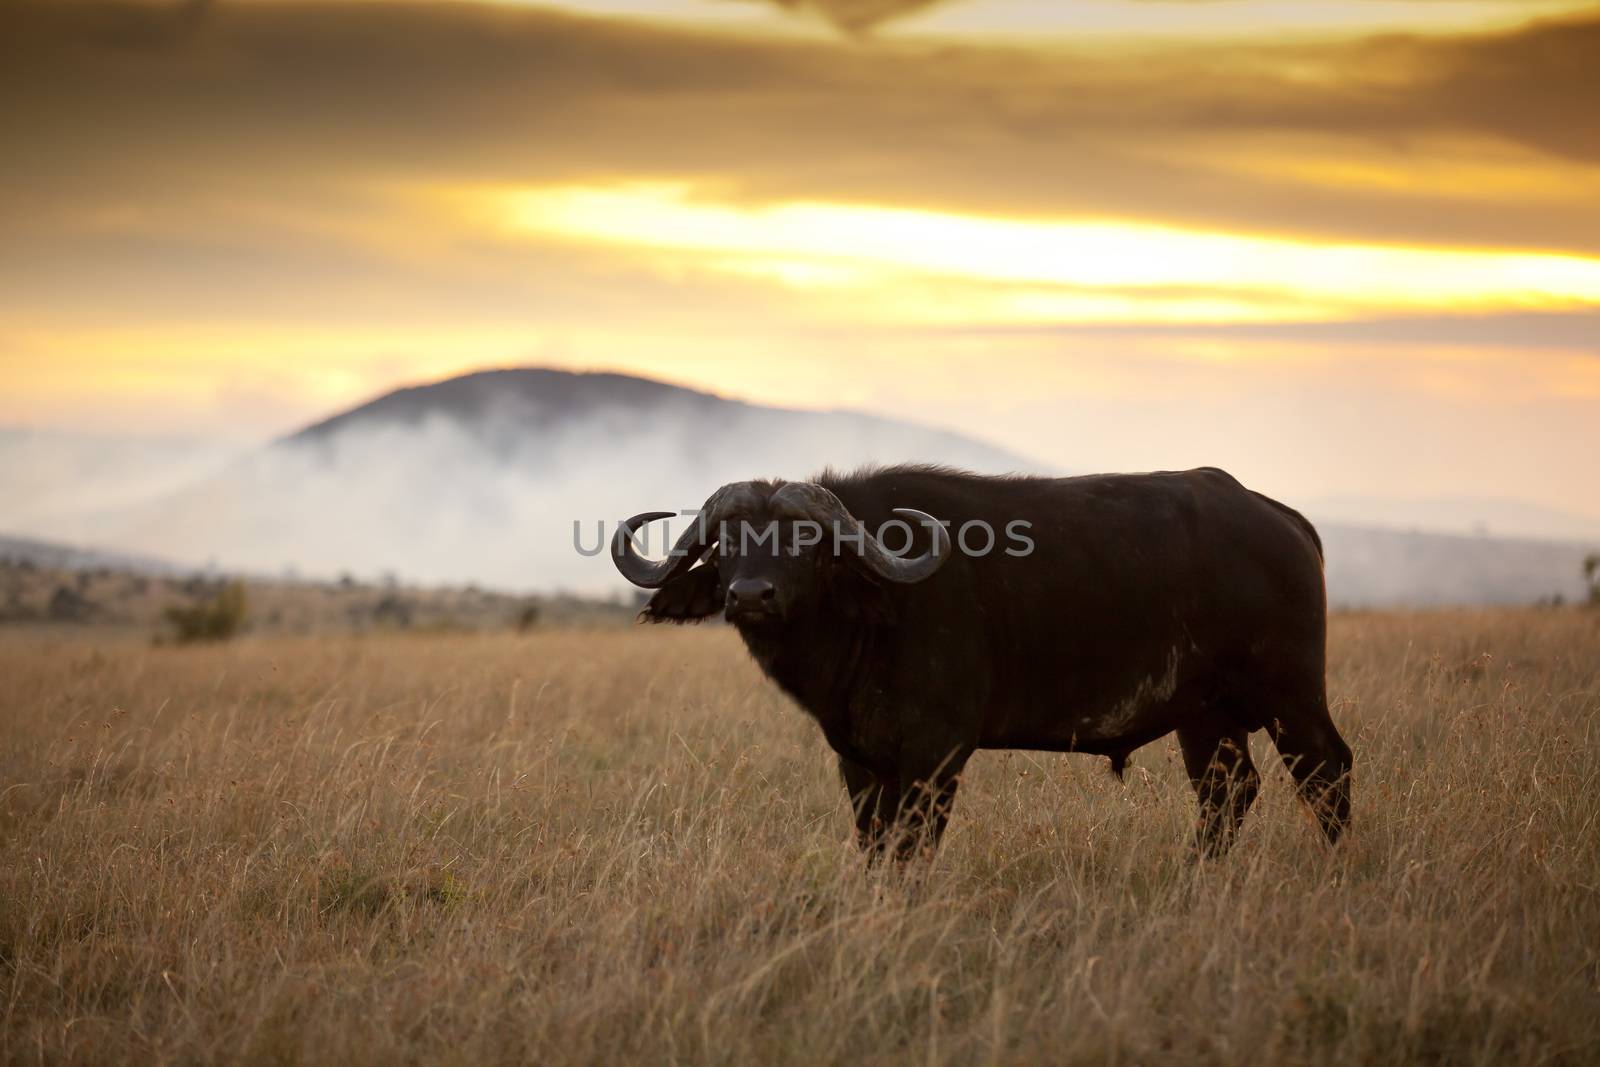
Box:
[1419,15,1600,164]
[1,0,1597,272]
[745,0,947,34]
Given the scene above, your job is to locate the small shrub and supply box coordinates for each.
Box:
[1584,553,1599,606]
[48,585,94,622]
[162,581,248,643]
[372,593,415,629]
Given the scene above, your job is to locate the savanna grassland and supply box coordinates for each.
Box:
[2,611,1598,1065]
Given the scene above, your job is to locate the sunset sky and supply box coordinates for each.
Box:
[2,0,1598,518]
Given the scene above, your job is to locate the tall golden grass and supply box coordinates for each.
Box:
[2,610,1597,1064]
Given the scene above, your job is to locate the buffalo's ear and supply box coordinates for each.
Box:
[639,563,724,624]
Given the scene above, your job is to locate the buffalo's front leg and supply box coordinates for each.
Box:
[898,772,963,861]
[839,755,965,863]
[894,728,974,861]
[839,756,901,859]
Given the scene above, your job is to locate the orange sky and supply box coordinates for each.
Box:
[1,0,1598,513]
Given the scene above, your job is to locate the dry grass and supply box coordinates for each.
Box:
[2,611,1598,1065]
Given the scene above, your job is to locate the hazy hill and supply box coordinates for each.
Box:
[60,369,1034,593]
[293,369,742,450]
[286,368,1029,471]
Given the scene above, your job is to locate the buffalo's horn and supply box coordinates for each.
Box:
[611,482,766,588]
[611,511,680,587]
[770,482,949,584]
[879,507,951,583]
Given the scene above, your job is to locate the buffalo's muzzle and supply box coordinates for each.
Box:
[725,577,778,621]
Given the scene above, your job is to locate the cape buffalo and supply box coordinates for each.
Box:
[611,465,1352,859]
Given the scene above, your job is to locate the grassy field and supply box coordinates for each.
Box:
[0,558,635,635]
[2,611,1598,1065]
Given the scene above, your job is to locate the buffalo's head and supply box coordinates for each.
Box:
[611,481,949,627]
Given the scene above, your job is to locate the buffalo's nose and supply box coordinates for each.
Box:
[726,578,777,613]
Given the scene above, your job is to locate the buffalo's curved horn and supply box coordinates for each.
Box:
[880,507,950,583]
[770,482,949,584]
[611,511,679,587]
[611,482,766,588]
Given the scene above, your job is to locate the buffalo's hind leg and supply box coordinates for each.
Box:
[1270,702,1353,845]
[1177,718,1261,857]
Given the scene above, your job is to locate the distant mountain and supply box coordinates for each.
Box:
[284,368,1030,471]
[71,368,1038,592]
[292,369,734,447]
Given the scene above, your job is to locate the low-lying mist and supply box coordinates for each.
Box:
[10,406,1027,595]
